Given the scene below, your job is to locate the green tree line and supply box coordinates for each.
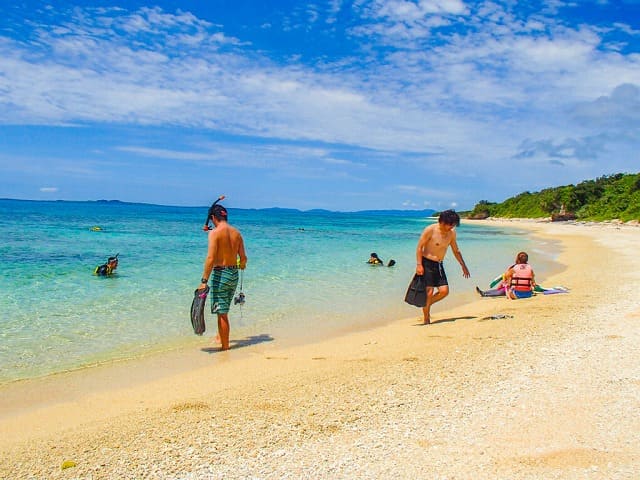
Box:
[467,173,640,222]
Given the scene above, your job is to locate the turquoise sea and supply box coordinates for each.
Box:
[0,199,560,384]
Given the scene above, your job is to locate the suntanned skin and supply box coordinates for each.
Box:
[415,221,470,324]
[198,216,247,351]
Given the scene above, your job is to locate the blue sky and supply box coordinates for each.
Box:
[0,0,638,211]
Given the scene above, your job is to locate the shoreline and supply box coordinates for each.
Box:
[0,218,553,389]
[0,214,555,388]
[0,218,560,392]
[2,219,639,479]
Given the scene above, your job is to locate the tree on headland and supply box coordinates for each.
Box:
[466,173,640,222]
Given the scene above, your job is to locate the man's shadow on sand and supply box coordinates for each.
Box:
[413,315,477,326]
[200,333,274,353]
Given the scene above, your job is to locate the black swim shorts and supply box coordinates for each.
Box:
[422,257,448,287]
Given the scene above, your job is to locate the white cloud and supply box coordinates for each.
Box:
[0,1,639,208]
[571,83,640,129]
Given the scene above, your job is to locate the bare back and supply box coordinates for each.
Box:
[207,222,246,267]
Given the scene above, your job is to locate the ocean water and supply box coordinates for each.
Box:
[0,199,559,384]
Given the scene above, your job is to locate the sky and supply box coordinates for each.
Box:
[0,0,638,211]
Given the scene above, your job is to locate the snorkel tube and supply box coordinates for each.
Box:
[203,195,225,231]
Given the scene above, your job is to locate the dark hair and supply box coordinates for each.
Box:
[370,252,379,258]
[108,253,119,263]
[516,251,528,264]
[209,204,228,221]
[204,196,228,228]
[438,209,460,227]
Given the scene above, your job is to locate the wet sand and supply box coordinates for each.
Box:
[1,220,639,479]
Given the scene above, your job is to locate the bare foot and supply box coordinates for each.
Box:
[423,316,430,325]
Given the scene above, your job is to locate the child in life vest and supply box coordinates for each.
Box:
[475,251,536,299]
[504,251,536,299]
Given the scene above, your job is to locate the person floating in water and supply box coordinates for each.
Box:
[94,254,119,276]
[367,252,384,265]
[367,252,396,267]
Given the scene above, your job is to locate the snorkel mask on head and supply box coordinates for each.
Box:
[203,195,227,231]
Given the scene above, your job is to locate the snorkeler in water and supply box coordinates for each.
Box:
[367,252,384,265]
[367,252,396,267]
[94,254,119,276]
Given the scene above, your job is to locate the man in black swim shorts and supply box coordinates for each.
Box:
[421,257,448,287]
[415,210,470,324]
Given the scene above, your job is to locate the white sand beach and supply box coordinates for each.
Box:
[1,220,639,479]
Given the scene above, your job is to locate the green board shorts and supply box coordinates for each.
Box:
[210,267,239,314]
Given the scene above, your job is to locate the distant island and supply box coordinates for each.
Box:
[0,198,436,217]
[226,206,437,217]
[464,173,640,222]
[8,172,639,223]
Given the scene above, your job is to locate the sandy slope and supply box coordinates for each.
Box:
[1,220,639,479]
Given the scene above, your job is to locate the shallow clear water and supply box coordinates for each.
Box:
[0,200,557,383]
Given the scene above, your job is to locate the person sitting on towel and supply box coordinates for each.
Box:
[476,251,536,299]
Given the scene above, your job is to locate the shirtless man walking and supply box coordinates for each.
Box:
[415,209,470,324]
[198,198,247,350]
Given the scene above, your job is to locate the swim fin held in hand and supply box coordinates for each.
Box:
[190,285,209,335]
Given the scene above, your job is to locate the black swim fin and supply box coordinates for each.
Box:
[190,285,209,335]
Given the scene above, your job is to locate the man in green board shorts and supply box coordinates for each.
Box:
[198,198,247,351]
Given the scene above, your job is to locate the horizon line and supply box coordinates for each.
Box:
[0,197,445,214]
